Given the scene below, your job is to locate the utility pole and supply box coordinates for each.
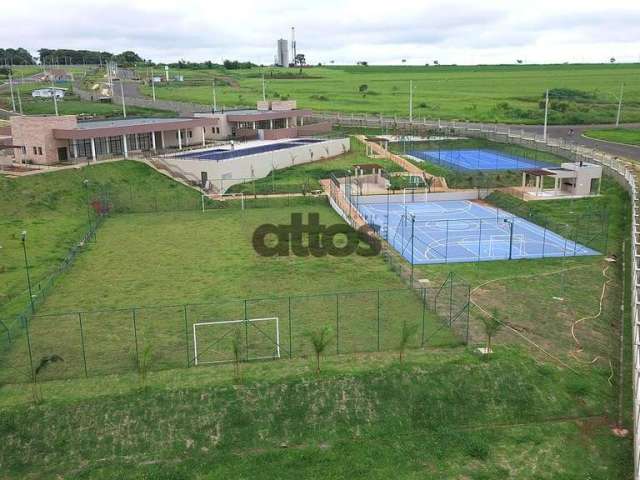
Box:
[543,88,549,142]
[51,78,59,116]
[409,80,413,123]
[262,74,266,101]
[16,75,23,114]
[8,73,16,112]
[615,82,624,127]
[151,69,156,102]
[119,78,127,118]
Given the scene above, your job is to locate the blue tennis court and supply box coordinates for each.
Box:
[357,199,598,264]
[409,148,554,172]
[176,138,322,161]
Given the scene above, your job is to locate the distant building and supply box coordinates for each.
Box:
[35,69,74,83]
[31,87,66,99]
[276,39,289,67]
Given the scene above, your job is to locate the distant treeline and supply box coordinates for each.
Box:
[0,48,146,66]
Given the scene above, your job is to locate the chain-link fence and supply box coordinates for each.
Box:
[0,280,469,384]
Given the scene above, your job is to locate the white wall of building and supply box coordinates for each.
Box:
[161,138,350,192]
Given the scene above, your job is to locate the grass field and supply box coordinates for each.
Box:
[0,347,631,479]
[584,128,640,146]
[136,63,640,124]
[0,81,169,117]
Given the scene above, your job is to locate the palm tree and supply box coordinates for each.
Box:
[231,328,243,381]
[33,354,64,402]
[481,309,503,354]
[307,326,332,374]
[398,320,418,362]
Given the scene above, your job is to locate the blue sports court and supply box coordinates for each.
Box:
[409,148,554,172]
[357,199,598,264]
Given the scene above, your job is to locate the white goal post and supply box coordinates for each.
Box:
[192,317,280,365]
[202,192,245,212]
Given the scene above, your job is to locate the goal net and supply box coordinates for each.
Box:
[192,317,280,365]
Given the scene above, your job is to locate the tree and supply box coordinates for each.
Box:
[0,48,35,65]
[433,60,439,65]
[307,326,332,374]
[398,320,418,362]
[32,354,64,402]
[357,61,368,66]
[138,344,153,389]
[516,59,523,64]
[481,309,503,354]
[294,53,306,66]
[231,328,243,381]
[610,57,616,63]
[401,58,407,63]
[115,50,143,66]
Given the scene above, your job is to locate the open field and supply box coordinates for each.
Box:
[136,63,640,124]
[0,161,204,322]
[0,81,169,117]
[0,347,632,479]
[584,128,640,146]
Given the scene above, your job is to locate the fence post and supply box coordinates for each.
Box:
[449,273,454,327]
[24,315,35,383]
[336,294,340,355]
[78,312,88,378]
[244,299,249,361]
[288,296,293,359]
[421,288,427,346]
[466,285,471,345]
[184,305,190,367]
[132,308,140,370]
[377,289,381,352]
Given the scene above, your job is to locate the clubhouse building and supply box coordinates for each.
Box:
[7,100,331,165]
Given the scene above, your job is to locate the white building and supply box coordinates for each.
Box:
[277,39,289,67]
[31,88,66,99]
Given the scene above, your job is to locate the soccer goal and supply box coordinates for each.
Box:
[202,192,245,212]
[192,317,280,365]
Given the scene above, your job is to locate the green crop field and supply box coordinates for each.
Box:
[136,63,640,124]
[584,128,640,146]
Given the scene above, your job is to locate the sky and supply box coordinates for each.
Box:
[3,0,640,65]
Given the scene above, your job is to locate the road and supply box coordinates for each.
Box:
[519,123,640,161]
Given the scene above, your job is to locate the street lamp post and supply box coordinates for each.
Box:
[21,231,35,313]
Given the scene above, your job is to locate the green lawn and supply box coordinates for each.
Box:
[228,136,403,194]
[0,347,631,479]
[0,161,204,324]
[584,128,640,146]
[136,63,640,124]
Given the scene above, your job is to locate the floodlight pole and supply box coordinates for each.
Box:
[21,231,35,313]
[16,75,23,114]
[543,89,549,142]
[119,78,127,118]
[151,70,156,102]
[8,73,16,112]
[504,218,514,260]
[51,78,59,116]
[410,214,415,285]
[615,82,624,127]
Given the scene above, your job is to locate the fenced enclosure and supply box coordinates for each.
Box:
[0,280,470,384]
[357,198,603,264]
[408,148,556,172]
